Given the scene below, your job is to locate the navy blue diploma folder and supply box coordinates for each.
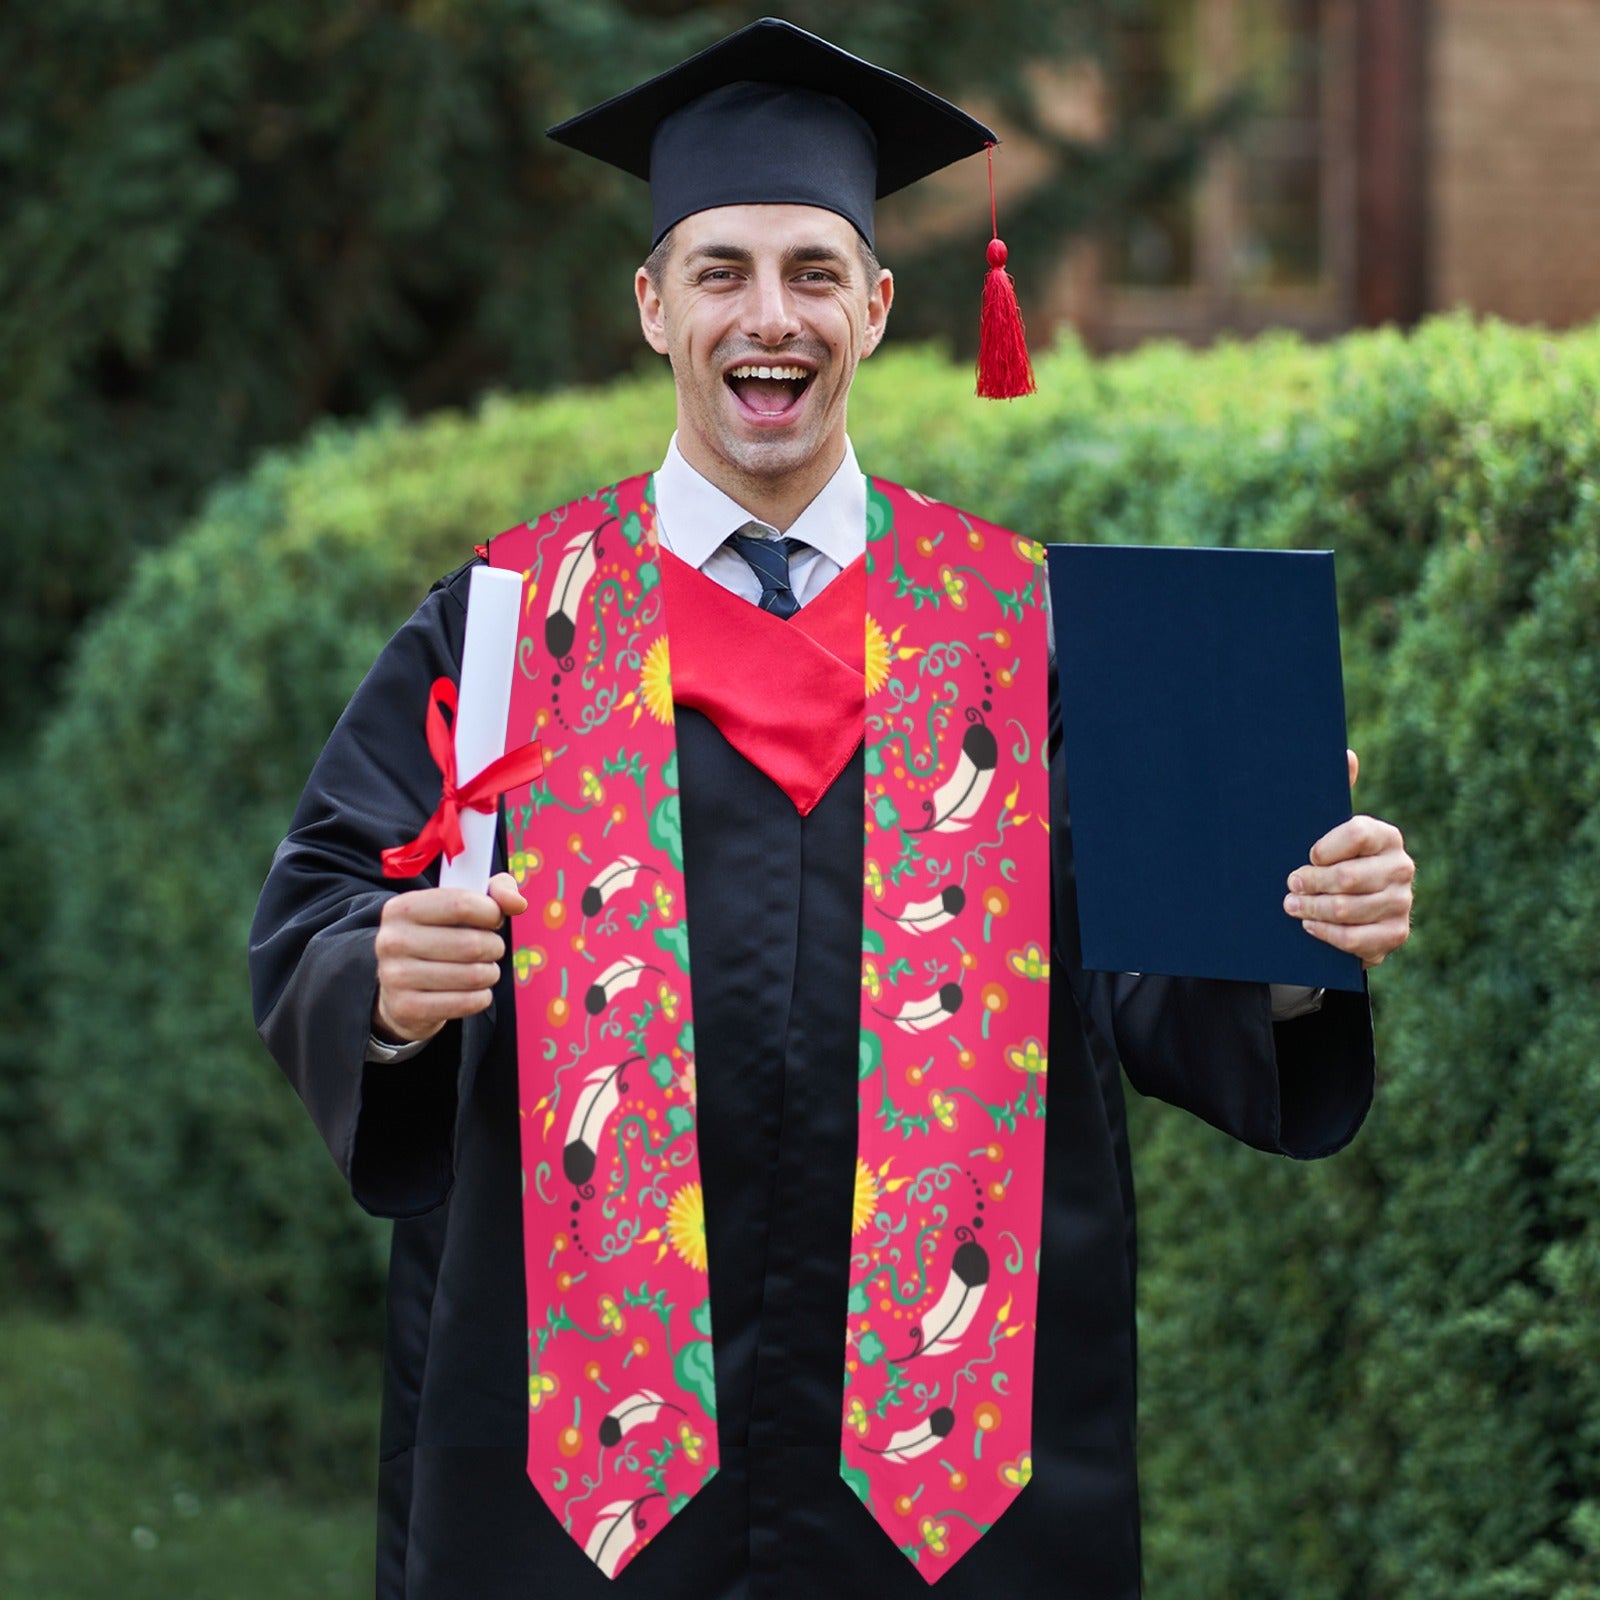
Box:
[1047,544,1364,993]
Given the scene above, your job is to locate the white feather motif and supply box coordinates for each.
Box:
[884,884,964,936]
[594,957,647,995]
[876,1420,945,1464]
[584,1499,644,1577]
[911,721,999,834]
[585,957,649,1018]
[600,1388,668,1445]
[581,855,643,917]
[914,1241,990,1358]
[887,983,963,1034]
[562,1061,624,1187]
[545,525,601,661]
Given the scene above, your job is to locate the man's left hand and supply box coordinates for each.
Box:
[1284,750,1415,969]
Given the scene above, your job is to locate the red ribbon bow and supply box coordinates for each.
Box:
[381,677,546,879]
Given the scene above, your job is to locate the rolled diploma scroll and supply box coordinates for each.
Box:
[439,565,526,893]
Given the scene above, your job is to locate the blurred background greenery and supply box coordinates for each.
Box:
[5,2,1600,1596]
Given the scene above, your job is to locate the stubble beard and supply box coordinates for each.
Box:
[686,335,844,489]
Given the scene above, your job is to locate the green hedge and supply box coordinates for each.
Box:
[35,317,1600,1599]
[1124,325,1600,1600]
[33,377,675,1479]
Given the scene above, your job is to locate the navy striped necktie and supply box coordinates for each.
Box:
[726,525,807,619]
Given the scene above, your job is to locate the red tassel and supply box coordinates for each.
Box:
[976,145,1035,400]
[977,239,1036,399]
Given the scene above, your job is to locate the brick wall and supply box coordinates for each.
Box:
[1431,0,1600,327]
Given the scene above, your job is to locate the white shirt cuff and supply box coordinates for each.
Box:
[365,1031,429,1064]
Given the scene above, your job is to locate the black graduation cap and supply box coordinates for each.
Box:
[547,16,999,249]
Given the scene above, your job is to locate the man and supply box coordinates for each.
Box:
[250,19,1414,1599]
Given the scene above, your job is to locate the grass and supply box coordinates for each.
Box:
[0,1314,371,1599]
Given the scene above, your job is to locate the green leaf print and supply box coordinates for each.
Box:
[866,481,895,544]
[858,1030,882,1081]
[654,920,690,972]
[840,1452,873,1509]
[648,793,684,869]
[674,1338,718,1419]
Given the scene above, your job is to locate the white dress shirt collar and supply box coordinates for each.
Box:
[652,434,866,571]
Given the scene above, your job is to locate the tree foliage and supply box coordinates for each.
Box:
[1,0,1176,742]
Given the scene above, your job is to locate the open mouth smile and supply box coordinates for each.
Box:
[725,363,815,419]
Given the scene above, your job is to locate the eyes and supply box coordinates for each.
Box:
[693,265,842,288]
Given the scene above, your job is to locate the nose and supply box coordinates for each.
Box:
[745,267,801,347]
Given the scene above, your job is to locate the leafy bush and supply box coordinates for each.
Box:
[35,315,1600,1600]
[1122,322,1600,1600]
[34,377,674,1479]
[0,1315,369,1598]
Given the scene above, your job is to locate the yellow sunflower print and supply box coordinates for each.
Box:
[640,636,674,724]
[865,614,892,696]
[666,1181,708,1271]
[851,1157,880,1236]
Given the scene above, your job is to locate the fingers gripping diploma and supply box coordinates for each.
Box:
[373,871,529,1044]
[1284,750,1416,969]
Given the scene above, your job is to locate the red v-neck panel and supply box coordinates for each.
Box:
[660,549,866,815]
[788,553,866,671]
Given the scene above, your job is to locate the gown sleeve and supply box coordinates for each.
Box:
[249,561,498,1216]
[1046,667,1375,1161]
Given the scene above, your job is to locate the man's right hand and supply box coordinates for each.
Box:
[372,871,529,1045]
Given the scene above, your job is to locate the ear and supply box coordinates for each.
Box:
[636,266,670,356]
[861,268,894,358]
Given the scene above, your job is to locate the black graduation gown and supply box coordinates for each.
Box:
[250,559,1374,1600]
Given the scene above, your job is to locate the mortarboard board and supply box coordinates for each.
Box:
[546,16,998,249]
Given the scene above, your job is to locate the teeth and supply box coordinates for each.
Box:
[728,365,809,381]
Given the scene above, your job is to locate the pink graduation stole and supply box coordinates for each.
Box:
[488,473,1049,1581]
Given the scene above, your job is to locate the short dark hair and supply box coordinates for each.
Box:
[642,225,883,291]
[643,227,676,291]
